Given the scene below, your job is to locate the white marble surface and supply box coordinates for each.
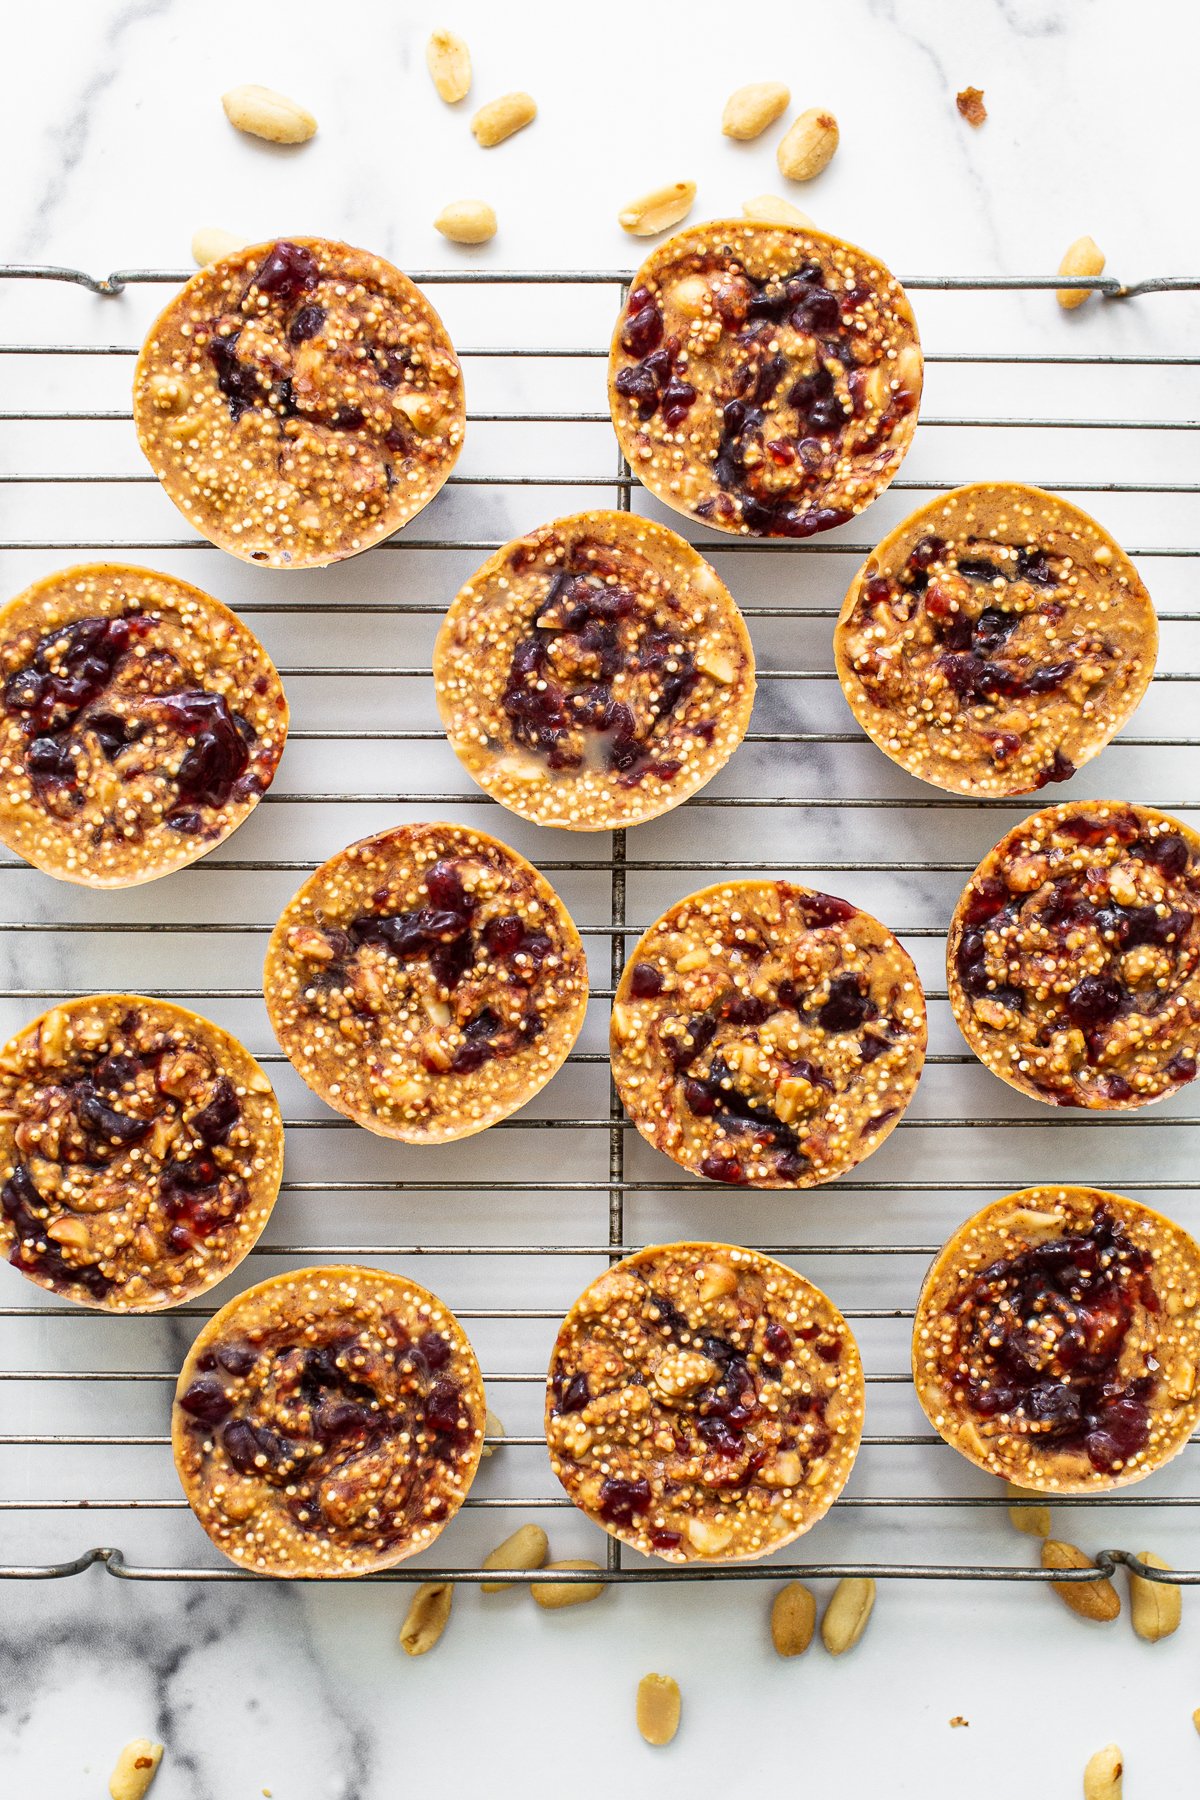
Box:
[2,0,1200,1794]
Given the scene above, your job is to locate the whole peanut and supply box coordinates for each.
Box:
[1057,235,1106,309]
[1041,1540,1120,1621]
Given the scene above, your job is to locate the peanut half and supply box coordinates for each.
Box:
[1083,1743,1123,1800]
[771,1580,816,1657]
[1041,1540,1120,1622]
[471,92,536,148]
[109,1740,163,1800]
[1056,235,1106,309]
[1004,1481,1051,1538]
[221,84,317,145]
[820,1577,875,1655]
[480,1406,505,1457]
[743,194,814,228]
[722,82,790,141]
[191,228,248,267]
[1129,1551,1182,1642]
[399,1580,453,1655]
[777,108,839,183]
[618,181,697,238]
[531,1559,605,1608]
[426,29,471,104]
[435,200,497,245]
[637,1674,681,1747]
[480,1522,549,1591]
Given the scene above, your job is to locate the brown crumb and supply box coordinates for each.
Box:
[950,1716,970,1729]
[956,87,987,126]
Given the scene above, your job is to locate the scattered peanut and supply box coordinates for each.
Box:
[636,1673,681,1747]
[191,227,248,267]
[618,180,697,238]
[221,84,317,145]
[399,1580,453,1655]
[1005,1481,1051,1538]
[1057,235,1106,309]
[1083,1743,1123,1800]
[770,1580,816,1657]
[820,1577,875,1655]
[532,1559,605,1608]
[721,82,790,140]
[435,200,497,245]
[777,108,839,183]
[480,1522,549,1591]
[471,92,536,148]
[1129,1551,1182,1642]
[108,1739,163,1800]
[480,1406,505,1458]
[1041,1540,1121,1622]
[426,29,472,104]
[743,194,814,228]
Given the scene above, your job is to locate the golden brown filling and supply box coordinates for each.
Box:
[266,827,588,1140]
[612,882,926,1187]
[135,240,464,565]
[950,805,1200,1107]
[547,1245,863,1561]
[0,1001,279,1308]
[610,224,920,537]
[174,1270,484,1574]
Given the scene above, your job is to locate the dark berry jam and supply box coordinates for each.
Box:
[499,559,700,782]
[2,610,258,823]
[955,1206,1156,1472]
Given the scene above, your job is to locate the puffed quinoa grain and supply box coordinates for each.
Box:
[221,84,316,144]
[637,1674,682,1746]
[191,227,248,266]
[1083,1744,1123,1800]
[108,1739,163,1800]
[426,29,472,103]
[777,108,839,182]
[1129,1551,1182,1641]
[531,1559,605,1607]
[821,1577,875,1655]
[480,1522,549,1590]
[1042,1540,1121,1621]
[435,200,497,244]
[1057,235,1106,308]
[771,1580,816,1657]
[471,92,536,147]
[722,82,790,139]
[399,1580,454,1655]
[742,193,814,227]
[618,181,697,237]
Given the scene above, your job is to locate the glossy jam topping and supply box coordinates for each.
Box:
[501,562,701,784]
[2,610,259,829]
[546,1246,863,1560]
[951,805,1200,1107]
[951,1207,1155,1473]
[612,882,926,1189]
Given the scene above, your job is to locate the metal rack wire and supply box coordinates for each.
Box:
[0,262,1198,1590]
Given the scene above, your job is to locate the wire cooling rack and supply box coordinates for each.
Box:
[0,262,1198,1593]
